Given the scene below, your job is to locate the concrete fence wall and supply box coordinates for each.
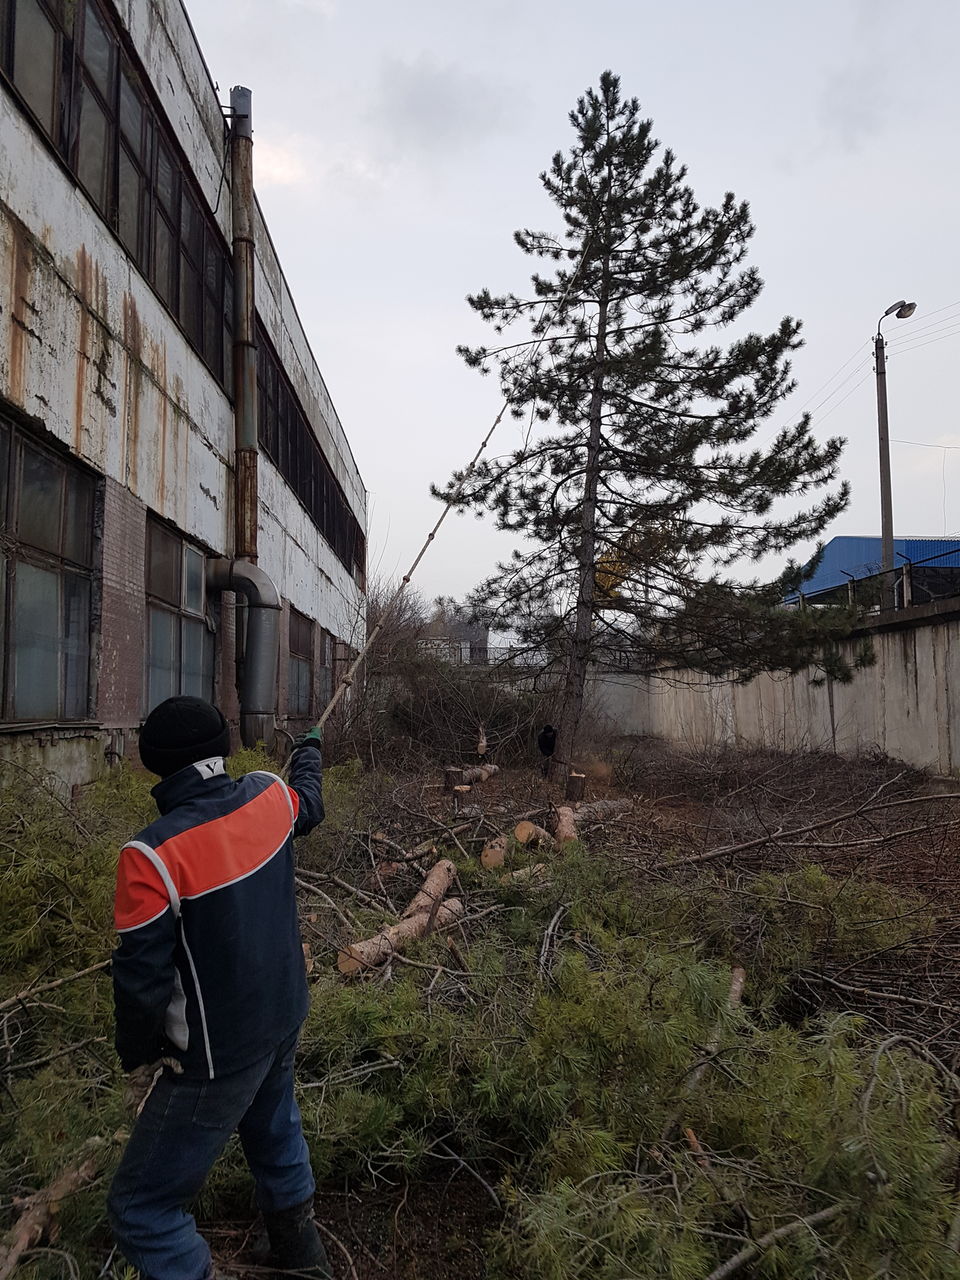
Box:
[587,611,960,776]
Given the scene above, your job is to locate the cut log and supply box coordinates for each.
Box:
[513,820,553,848]
[444,766,464,792]
[480,836,508,869]
[460,764,500,784]
[337,899,465,975]
[0,1137,113,1280]
[401,858,457,919]
[501,863,547,885]
[565,772,586,803]
[452,784,471,814]
[552,806,578,844]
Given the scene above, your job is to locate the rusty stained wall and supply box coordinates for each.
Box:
[0,92,232,550]
[1,0,367,578]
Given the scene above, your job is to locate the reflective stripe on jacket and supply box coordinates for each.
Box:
[112,748,324,1078]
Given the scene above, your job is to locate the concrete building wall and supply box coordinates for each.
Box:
[0,0,365,781]
[587,611,960,777]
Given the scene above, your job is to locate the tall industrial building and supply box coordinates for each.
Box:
[0,0,366,780]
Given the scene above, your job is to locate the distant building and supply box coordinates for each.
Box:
[794,536,960,607]
[0,0,365,781]
[421,609,490,665]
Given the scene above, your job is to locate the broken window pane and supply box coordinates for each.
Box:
[13,0,57,137]
[146,605,177,710]
[19,444,62,554]
[12,561,60,719]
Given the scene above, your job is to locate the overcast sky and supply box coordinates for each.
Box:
[187,0,960,603]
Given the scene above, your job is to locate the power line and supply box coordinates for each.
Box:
[891,323,960,357]
[811,372,874,427]
[892,438,960,449]
[804,359,872,418]
[887,310,960,347]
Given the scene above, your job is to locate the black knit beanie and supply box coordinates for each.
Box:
[139,696,231,778]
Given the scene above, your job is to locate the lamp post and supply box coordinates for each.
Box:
[875,299,916,608]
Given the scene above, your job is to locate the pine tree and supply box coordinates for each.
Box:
[437,72,854,763]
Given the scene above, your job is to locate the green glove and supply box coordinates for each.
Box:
[294,726,323,753]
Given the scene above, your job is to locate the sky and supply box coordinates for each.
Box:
[185,0,960,603]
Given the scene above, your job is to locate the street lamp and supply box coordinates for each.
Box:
[875,299,917,608]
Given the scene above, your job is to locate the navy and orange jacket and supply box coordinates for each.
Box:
[112,748,324,1079]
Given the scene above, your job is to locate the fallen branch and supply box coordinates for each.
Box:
[703,1201,849,1280]
[0,1138,114,1280]
[651,781,957,874]
[0,962,111,1015]
[575,799,632,822]
[459,765,500,785]
[501,864,548,886]
[660,966,746,1145]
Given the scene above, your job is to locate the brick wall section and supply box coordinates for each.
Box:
[97,477,146,730]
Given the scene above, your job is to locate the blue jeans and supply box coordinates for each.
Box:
[107,1030,314,1280]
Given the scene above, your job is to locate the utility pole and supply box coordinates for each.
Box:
[874,299,916,609]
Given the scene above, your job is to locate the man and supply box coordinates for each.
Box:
[107,696,330,1280]
[537,724,557,776]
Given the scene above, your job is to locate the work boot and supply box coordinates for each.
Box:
[262,1197,331,1279]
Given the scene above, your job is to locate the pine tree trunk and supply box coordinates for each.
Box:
[554,252,610,775]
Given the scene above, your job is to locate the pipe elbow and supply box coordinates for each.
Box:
[206,558,281,748]
[206,558,281,610]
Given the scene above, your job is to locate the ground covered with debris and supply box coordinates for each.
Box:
[3,743,960,1278]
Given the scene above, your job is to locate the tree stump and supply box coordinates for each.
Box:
[480,835,508,869]
[565,772,586,803]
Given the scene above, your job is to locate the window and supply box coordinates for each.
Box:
[0,420,96,722]
[0,0,233,388]
[287,607,313,718]
[145,519,214,711]
[256,320,366,585]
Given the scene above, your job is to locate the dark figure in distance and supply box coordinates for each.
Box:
[537,724,557,775]
[107,696,331,1280]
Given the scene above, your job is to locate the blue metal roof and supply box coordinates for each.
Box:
[800,536,960,595]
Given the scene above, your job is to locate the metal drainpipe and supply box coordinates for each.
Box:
[214,85,279,750]
[206,559,280,749]
[230,85,258,558]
